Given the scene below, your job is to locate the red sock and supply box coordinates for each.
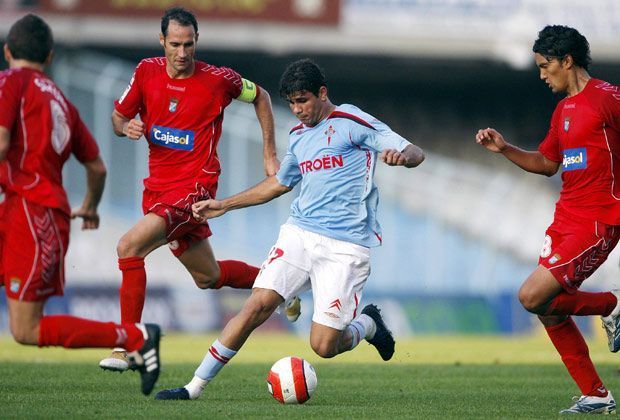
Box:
[119,257,146,323]
[545,291,617,316]
[38,315,144,351]
[545,317,607,397]
[214,260,259,289]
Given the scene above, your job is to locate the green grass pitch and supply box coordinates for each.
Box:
[1,332,620,418]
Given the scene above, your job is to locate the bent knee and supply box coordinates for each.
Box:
[10,325,38,345]
[310,341,338,359]
[518,288,546,313]
[189,271,218,289]
[243,298,278,317]
[116,235,138,258]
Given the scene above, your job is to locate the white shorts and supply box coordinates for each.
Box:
[253,224,371,330]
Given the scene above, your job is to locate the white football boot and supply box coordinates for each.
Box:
[285,296,302,322]
[99,348,130,372]
[601,290,620,352]
[559,392,616,414]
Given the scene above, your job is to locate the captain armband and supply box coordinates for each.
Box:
[237,78,259,103]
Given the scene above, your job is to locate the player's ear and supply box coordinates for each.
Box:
[159,33,165,48]
[195,32,199,43]
[563,54,574,69]
[44,50,54,67]
[3,44,12,63]
[318,86,328,101]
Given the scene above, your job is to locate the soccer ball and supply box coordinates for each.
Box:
[267,356,317,404]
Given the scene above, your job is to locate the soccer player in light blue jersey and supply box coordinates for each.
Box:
[155,59,424,400]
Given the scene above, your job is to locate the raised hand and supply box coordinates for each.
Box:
[475,127,507,153]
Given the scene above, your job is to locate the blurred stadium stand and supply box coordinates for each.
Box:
[1,0,620,335]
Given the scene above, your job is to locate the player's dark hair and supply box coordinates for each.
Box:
[161,6,198,37]
[279,59,327,99]
[7,14,53,64]
[532,25,591,70]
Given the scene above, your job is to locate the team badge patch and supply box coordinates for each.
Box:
[548,253,562,264]
[169,98,179,113]
[562,147,587,171]
[9,277,21,293]
[324,125,336,146]
[564,117,570,132]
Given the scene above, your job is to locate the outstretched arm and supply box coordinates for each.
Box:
[253,87,279,176]
[192,176,291,221]
[71,156,106,230]
[111,109,145,140]
[380,144,425,168]
[476,127,559,176]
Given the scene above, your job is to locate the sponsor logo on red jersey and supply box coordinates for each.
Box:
[562,148,587,171]
[299,154,344,174]
[150,125,194,151]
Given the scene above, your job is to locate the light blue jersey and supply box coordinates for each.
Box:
[276,104,410,248]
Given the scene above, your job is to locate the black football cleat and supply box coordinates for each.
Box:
[128,323,161,395]
[361,304,395,361]
[155,387,191,400]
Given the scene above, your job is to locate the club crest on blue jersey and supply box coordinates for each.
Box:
[324,125,336,146]
[150,125,194,151]
[564,117,570,132]
[169,98,178,113]
[562,147,587,171]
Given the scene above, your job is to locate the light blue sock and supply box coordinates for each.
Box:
[186,339,238,399]
[195,339,238,381]
[347,314,376,350]
[346,321,364,350]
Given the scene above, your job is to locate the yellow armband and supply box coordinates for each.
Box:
[237,78,258,103]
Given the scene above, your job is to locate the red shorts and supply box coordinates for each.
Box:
[539,208,620,293]
[3,195,69,302]
[142,182,216,257]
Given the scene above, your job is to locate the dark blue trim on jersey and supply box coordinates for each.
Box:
[328,111,376,130]
[289,123,304,135]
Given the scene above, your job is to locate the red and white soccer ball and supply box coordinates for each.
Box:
[267,356,317,404]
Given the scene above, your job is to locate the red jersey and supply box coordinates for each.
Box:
[0,68,100,216]
[539,78,620,225]
[114,58,244,191]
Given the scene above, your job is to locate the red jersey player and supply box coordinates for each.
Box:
[99,6,288,371]
[0,14,161,395]
[477,25,620,414]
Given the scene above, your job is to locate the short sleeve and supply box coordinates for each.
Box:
[276,150,302,188]
[353,117,410,153]
[219,67,243,102]
[601,91,620,132]
[70,105,100,163]
[0,72,21,131]
[114,61,144,119]
[538,105,562,163]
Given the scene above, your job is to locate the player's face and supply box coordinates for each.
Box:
[287,87,329,127]
[535,53,569,94]
[160,21,197,77]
